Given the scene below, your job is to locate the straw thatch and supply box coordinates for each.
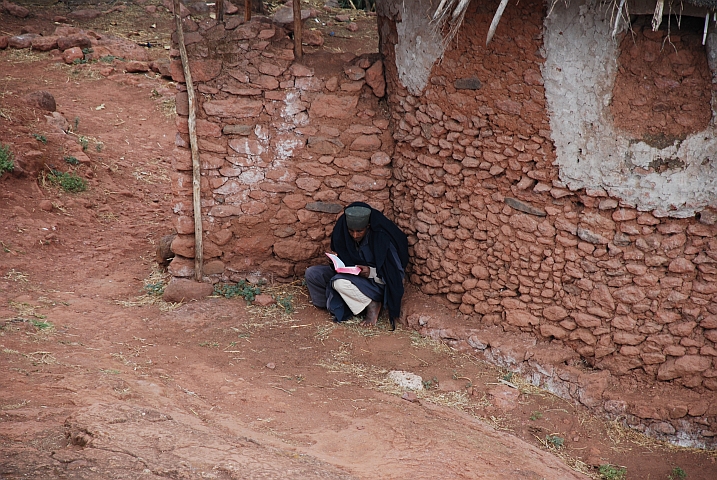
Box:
[431,0,717,48]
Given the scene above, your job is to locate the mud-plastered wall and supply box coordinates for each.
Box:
[169,16,391,281]
[378,0,717,446]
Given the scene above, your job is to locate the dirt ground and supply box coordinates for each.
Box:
[1,2,716,479]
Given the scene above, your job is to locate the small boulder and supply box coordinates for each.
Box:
[124,60,150,73]
[45,111,70,133]
[25,91,56,112]
[223,0,239,14]
[57,34,92,52]
[62,47,84,64]
[271,5,311,28]
[346,22,358,32]
[3,1,30,18]
[303,29,324,47]
[39,200,54,212]
[8,34,39,49]
[31,36,59,51]
[254,294,275,306]
[155,234,176,268]
[0,37,8,49]
[162,278,214,303]
[67,9,103,21]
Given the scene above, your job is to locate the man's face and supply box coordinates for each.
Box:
[348,226,368,243]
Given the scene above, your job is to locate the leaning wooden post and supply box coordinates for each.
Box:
[173,0,204,281]
[216,0,224,22]
[245,0,251,21]
[293,0,302,59]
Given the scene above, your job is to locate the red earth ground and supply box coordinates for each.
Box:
[1,2,716,479]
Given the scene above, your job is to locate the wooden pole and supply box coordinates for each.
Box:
[245,0,251,21]
[216,0,224,22]
[293,0,302,59]
[173,0,204,281]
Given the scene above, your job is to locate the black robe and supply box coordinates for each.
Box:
[330,202,409,329]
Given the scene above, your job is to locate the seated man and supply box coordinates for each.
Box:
[305,202,409,329]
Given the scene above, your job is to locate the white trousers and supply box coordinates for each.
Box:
[332,279,372,315]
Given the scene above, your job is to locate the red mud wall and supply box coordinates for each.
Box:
[169,16,391,281]
[379,0,717,399]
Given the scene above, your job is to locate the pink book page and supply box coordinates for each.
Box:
[325,253,361,275]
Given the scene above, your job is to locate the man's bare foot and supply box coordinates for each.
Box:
[360,300,381,327]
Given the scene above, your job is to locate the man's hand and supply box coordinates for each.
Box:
[358,265,370,278]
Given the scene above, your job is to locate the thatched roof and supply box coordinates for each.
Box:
[431,0,717,49]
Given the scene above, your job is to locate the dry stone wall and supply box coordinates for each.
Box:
[378,0,717,446]
[169,16,392,282]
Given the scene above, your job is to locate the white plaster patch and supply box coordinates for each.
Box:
[394,0,444,95]
[542,0,717,217]
[237,169,264,184]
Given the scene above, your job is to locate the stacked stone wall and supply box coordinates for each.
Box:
[380,0,717,398]
[169,16,392,282]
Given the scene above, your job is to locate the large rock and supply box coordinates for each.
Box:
[57,34,92,51]
[3,1,30,18]
[8,34,38,49]
[24,91,56,112]
[62,47,84,64]
[162,278,214,303]
[67,9,103,21]
[31,36,59,51]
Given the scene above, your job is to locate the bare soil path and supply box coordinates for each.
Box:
[1,2,716,479]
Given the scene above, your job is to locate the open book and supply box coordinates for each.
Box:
[326,253,361,275]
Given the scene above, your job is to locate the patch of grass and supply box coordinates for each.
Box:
[530,411,543,421]
[0,143,14,174]
[545,434,564,449]
[422,376,439,390]
[144,281,165,296]
[599,464,627,480]
[213,280,261,302]
[32,133,47,144]
[668,466,687,480]
[46,169,87,193]
[95,142,103,152]
[79,136,89,151]
[199,341,219,348]
[100,368,121,375]
[81,47,93,55]
[64,156,79,165]
[30,319,53,330]
[274,294,294,314]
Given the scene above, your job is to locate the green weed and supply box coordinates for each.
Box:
[0,143,14,174]
[668,466,687,480]
[274,294,294,314]
[213,280,261,302]
[144,282,165,296]
[46,169,87,193]
[199,341,219,348]
[545,434,564,449]
[64,156,79,165]
[79,136,89,151]
[599,464,627,480]
[95,142,103,152]
[32,133,47,144]
[529,411,543,421]
[422,376,439,390]
[31,319,53,330]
